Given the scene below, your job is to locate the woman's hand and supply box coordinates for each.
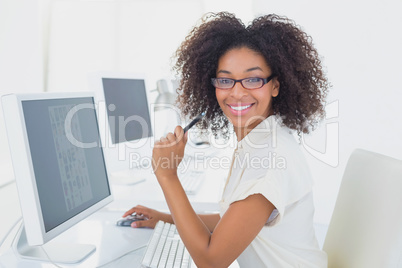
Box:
[122,205,173,228]
[152,126,187,180]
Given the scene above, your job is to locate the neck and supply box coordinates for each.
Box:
[234,113,274,141]
[234,127,248,142]
[234,119,263,141]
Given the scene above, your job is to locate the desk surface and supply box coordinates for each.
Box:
[0,147,327,267]
[0,151,230,267]
[1,209,152,267]
[0,182,224,267]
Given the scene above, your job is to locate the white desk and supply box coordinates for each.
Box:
[0,147,327,267]
[0,150,230,267]
[0,208,152,267]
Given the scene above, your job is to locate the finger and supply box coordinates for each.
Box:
[122,205,147,217]
[131,218,157,229]
[154,140,171,149]
[154,137,169,148]
[123,207,138,217]
[166,132,176,143]
[154,140,164,148]
[174,126,186,143]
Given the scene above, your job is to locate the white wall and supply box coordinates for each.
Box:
[0,0,43,184]
[253,0,402,223]
[45,0,256,93]
[46,0,208,93]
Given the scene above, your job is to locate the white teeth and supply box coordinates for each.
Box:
[229,104,252,111]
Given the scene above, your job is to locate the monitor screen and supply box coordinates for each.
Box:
[2,92,113,263]
[102,78,153,144]
[21,97,111,233]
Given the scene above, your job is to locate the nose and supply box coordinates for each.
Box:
[230,81,248,99]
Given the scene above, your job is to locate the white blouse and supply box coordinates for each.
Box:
[219,115,327,267]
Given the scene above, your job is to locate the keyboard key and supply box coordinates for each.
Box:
[166,240,179,267]
[142,222,164,266]
[142,221,192,268]
[158,238,172,268]
[174,241,185,268]
[150,224,170,267]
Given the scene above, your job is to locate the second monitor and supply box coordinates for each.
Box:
[89,72,154,185]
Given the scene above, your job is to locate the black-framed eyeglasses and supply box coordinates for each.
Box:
[211,74,275,90]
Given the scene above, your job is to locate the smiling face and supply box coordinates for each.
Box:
[215,46,280,141]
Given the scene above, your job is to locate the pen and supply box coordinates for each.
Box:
[183,112,205,133]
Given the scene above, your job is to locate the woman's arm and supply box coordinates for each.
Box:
[159,174,274,267]
[123,205,220,232]
[153,126,275,267]
[198,213,221,233]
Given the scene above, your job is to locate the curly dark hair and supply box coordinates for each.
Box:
[173,12,329,138]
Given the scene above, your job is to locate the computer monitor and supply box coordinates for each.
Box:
[1,92,113,263]
[88,72,154,184]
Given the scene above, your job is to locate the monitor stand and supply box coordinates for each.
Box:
[14,225,96,264]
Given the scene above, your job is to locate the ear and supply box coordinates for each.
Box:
[271,78,280,97]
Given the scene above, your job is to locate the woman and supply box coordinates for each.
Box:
[124,12,329,267]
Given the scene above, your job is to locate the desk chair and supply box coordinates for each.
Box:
[323,149,402,268]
